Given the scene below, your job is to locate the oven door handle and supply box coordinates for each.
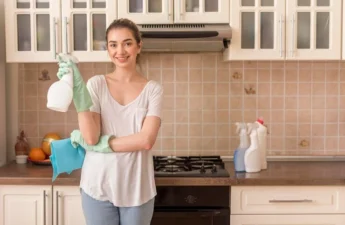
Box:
[153,209,228,217]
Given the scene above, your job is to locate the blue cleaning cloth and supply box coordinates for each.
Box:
[49,138,86,181]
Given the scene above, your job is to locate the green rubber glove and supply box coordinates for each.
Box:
[57,54,93,112]
[70,130,114,153]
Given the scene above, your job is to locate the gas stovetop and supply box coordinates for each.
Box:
[153,156,230,177]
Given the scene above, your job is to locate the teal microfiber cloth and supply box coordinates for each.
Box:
[49,138,86,181]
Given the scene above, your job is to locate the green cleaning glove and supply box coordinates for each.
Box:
[70,130,114,153]
[57,55,93,112]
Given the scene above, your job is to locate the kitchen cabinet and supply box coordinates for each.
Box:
[231,215,345,225]
[228,0,342,60]
[0,185,85,225]
[53,186,86,225]
[231,186,345,225]
[5,0,116,63]
[0,185,52,225]
[118,0,229,24]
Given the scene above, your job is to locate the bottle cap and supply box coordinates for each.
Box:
[257,117,264,124]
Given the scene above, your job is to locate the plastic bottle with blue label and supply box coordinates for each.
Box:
[233,122,249,172]
[244,123,261,173]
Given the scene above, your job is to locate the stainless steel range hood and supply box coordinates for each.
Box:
[138,24,232,52]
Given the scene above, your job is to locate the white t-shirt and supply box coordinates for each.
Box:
[79,75,163,207]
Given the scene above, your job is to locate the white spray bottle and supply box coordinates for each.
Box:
[46,54,78,112]
[255,117,268,170]
[244,123,261,173]
[233,122,249,172]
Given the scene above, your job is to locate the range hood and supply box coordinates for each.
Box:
[138,24,232,52]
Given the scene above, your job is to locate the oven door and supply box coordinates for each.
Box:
[151,208,230,225]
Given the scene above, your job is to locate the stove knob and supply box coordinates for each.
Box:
[211,164,217,173]
[200,164,206,173]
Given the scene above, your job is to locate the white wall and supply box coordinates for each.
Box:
[0,0,7,166]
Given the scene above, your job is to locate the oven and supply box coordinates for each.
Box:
[151,186,230,225]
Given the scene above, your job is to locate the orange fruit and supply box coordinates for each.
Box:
[29,148,46,161]
[41,133,61,156]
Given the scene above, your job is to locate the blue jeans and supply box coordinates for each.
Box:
[81,189,155,225]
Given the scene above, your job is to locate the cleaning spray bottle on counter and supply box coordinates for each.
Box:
[233,122,249,172]
[255,117,268,170]
[244,123,261,173]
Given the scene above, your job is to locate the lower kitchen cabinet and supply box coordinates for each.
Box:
[231,186,345,225]
[0,185,85,225]
[53,186,86,225]
[231,215,345,225]
[0,185,52,225]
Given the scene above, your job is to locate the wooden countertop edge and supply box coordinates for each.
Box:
[0,177,233,186]
[2,177,345,186]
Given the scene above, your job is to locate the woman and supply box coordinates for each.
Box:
[57,18,163,225]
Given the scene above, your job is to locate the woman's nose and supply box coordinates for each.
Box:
[117,45,125,54]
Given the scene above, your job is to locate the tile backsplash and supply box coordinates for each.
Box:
[18,53,345,157]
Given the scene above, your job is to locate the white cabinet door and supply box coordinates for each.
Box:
[61,0,116,62]
[231,186,345,215]
[0,185,52,225]
[174,0,229,23]
[231,215,345,225]
[5,0,61,62]
[53,186,86,225]
[229,0,285,60]
[286,0,341,60]
[118,0,173,24]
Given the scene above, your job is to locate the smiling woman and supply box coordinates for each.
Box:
[55,18,164,225]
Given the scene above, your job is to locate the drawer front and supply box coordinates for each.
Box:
[231,186,345,214]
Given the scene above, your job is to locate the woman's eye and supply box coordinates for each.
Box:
[125,42,132,46]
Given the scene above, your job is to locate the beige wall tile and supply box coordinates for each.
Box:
[18,53,345,156]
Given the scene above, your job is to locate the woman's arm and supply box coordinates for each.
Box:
[108,116,161,152]
[78,111,101,145]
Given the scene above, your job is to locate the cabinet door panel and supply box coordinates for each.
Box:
[175,0,229,23]
[5,0,60,62]
[229,0,285,60]
[0,185,52,225]
[118,0,173,24]
[286,0,341,60]
[53,186,86,225]
[61,0,116,62]
[231,215,345,225]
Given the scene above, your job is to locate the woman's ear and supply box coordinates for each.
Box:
[138,41,143,54]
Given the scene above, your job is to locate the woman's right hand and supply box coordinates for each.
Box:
[57,54,84,89]
[56,54,93,112]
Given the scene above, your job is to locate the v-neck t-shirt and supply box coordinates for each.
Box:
[79,75,163,207]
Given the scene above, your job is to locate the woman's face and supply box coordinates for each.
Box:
[107,28,141,69]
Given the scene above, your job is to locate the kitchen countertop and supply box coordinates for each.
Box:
[0,161,345,186]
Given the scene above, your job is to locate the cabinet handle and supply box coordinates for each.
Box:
[269,199,313,203]
[63,17,69,54]
[166,0,170,20]
[279,15,283,58]
[290,13,295,57]
[179,0,183,20]
[56,191,61,225]
[43,190,47,225]
[53,17,58,59]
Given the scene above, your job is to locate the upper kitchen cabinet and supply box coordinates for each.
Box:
[5,0,116,63]
[118,0,229,24]
[229,0,285,60]
[61,0,116,62]
[5,0,61,62]
[286,0,341,60]
[228,0,342,60]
